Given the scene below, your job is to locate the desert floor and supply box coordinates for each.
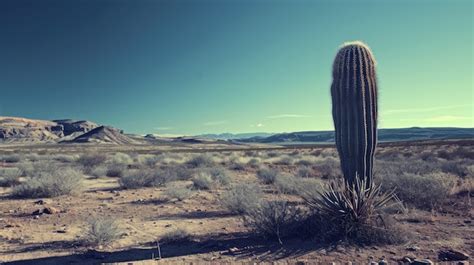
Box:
[0,140,472,264]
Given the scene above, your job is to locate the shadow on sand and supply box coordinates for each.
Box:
[4,232,325,265]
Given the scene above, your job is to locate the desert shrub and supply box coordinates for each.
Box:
[106,163,127,178]
[0,168,21,187]
[374,159,439,177]
[90,166,107,178]
[12,168,83,198]
[441,161,469,178]
[119,169,175,189]
[310,149,322,157]
[169,165,192,180]
[192,172,213,190]
[419,152,433,161]
[274,174,301,195]
[160,228,191,243]
[247,158,261,168]
[83,216,121,247]
[274,156,293,165]
[136,154,161,168]
[53,154,77,163]
[275,175,323,196]
[220,183,263,215]
[244,150,256,157]
[108,153,133,165]
[228,159,246,171]
[266,151,279,158]
[206,167,231,186]
[297,167,315,178]
[1,154,21,163]
[77,153,106,174]
[244,200,301,244]
[378,172,456,210]
[256,167,278,184]
[295,159,312,166]
[320,149,336,158]
[313,158,341,179]
[164,182,193,201]
[437,150,450,160]
[303,179,406,245]
[451,147,474,160]
[186,154,215,168]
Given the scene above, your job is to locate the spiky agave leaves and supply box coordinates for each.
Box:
[303,177,398,236]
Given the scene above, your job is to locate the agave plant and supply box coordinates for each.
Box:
[303,177,399,236]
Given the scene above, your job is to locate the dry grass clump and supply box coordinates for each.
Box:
[164,182,193,201]
[274,174,323,196]
[77,153,107,174]
[247,158,261,168]
[0,168,21,187]
[160,228,191,243]
[312,158,341,179]
[136,154,161,168]
[119,169,176,189]
[186,154,216,168]
[220,183,263,215]
[108,152,133,165]
[106,163,127,178]
[244,200,301,245]
[83,216,121,247]
[12,167,83,198]
[378,172,456,210]
[52,154,77,163]
[256,167,279,184]
[192,171,213,190]
[274,156,294,165]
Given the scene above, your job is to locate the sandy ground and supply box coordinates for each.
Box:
[0,142,472,264]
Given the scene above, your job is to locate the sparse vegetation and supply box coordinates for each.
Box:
[186,154,215,168]
[83,216,121,247]
[220,183,263,214]
[256,167,278,184]
[0,168,21,187]
[244,200,301,244]
[192,171,213,190]
[378,172,456,210]
[160,228,191,243]
[12,168,83,198]
[164,182,193,201]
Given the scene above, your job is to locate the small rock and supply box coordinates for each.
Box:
[458,262,469,265]
[33,215,40,219]
[378,259,388,265]
[411,259,434,265]
[463,219,471,224]
[438,249,469,261]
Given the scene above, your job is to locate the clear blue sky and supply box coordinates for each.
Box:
[0,0,472,135]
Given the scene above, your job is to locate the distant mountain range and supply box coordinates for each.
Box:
[197,132,274,140]
[231,127,474,144]
[2,116,472,145]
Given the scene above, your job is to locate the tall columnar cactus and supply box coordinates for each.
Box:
[330,41,378,187]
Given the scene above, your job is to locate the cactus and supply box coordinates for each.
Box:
[330,41,378,187]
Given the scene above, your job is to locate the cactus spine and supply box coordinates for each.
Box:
[330,41,378,187]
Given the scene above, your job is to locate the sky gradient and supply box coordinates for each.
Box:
[0,0,472,135]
